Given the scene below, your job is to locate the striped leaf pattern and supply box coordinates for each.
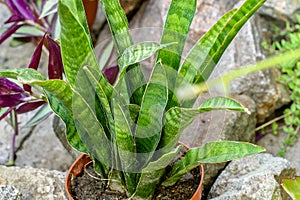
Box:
[159,96,246,155]
[58,0,100,86]
[19,78,88,153]
[135,64,168,167]
[99,0,146,105]
[0,68,45,81]
[133,146,182,199]
[162,141,266,186]
[118,42,176,70]
[157,0,196,71]
[179,0,266,106]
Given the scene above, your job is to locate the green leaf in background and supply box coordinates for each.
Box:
[157,0,196,72]
[14,26,45,37]
[58,0,99,86]
[281,177,300,200]
[162,141,266,186]
[99,41,114,70]
[0,68,45,81]
[135,64,168,167]
[133,146,182,199]
[22,103,52,128]
[158,96,246,155]
[39,0,58,19]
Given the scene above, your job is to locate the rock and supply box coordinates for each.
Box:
[0,185,22,200]
[13,115,74,171]
[120,0,144,17]
[207,153,296,200]
[218,14,290,123]
[257,131,300,175]
[0,165,67,200]
[258,0,300,22]
[0,112,74,171]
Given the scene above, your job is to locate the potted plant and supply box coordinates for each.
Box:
[0,0,267,199]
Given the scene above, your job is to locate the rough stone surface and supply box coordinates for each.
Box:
[0,165,67,200]
[258,0,300,22]
[257,130,300,175]
[0,185,22,200]
[0,113,74,171]
[207,153,296,200]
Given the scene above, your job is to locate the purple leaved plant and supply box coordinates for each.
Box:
[0,0,119,166]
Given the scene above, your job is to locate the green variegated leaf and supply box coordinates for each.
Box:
[99,0,146,105]
[58,0,100,86]
[72,89,112,177]
[118,42,176,70]
[157,0,196,71]
[135,64,168,167]
[163,141,265,186]
[158,96,246,155]
[0,68,45,81]
[113,102,137,194]
[133,146,182,199]
[99,0,132,56]
[82,66,138,192]
[281,177,300,200]
[198,96,246,112]
[128,104,140,123]
[178,10,236,85]
[82,66,114,132]
[179,0,266,106]
[18,78,87,153]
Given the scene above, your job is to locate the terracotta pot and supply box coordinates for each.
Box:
[82,0,98,29]
[65,154,204,200]
[65,154,92,200]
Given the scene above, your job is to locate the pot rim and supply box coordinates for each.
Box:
[65,154,204,200]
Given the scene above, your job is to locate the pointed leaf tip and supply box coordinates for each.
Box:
[47,35,63,79]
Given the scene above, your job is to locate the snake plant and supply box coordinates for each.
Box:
[0,0,266,198]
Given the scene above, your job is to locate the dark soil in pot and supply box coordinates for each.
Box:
[70,162,201,200]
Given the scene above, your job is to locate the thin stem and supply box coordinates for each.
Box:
[24,20,49,33]
[6,109,18,166]
[255,112,292,132]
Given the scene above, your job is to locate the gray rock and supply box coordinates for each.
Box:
[0,185,22,200]
[0,165,67,200]
[207,153,296,200]
[258,0,300,22]
[0,113,74,171]
[257,131,300,175]
[217,14,290,123]
[0,3,10,25]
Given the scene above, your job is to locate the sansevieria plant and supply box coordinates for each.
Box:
[0,0,267,199]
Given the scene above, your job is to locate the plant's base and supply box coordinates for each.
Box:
[70,163,200,200]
